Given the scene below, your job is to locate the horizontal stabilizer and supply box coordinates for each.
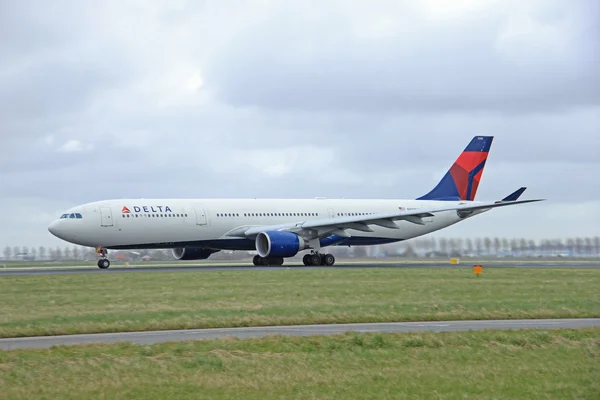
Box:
[501,187,527,202]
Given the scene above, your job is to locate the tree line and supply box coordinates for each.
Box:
[386,236,600,258]
[2,236,599,262]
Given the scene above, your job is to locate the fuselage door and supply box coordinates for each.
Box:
[194,205,207,226]
[100,207,114,227]
[327,208,335,218]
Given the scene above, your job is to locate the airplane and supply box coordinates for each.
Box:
[48,136,544,269]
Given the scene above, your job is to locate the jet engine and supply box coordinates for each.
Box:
[255,231,309,258]
[172,248,219,260]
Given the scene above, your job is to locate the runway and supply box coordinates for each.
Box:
[1,261,598,276]
[1,318,598,350]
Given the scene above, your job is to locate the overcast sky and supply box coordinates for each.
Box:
[1,0,599,249]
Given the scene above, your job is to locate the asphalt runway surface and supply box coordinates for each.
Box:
[1,261,598,276]
[1,318,598,350]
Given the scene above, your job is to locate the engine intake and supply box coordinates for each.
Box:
[255,231,308,258]
[172,248,219,260]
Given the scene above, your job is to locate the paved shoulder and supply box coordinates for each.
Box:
[1,318,598,350]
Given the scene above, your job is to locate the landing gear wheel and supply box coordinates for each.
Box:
[253,255,261,266]
[324,254,335,266]
[98,259,110,269]
[260,256,270,266]
[274,257,284,266]
[302,254,311,266]
[310,253,322,266]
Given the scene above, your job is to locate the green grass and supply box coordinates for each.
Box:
[1,268,598,338]
[1,328,599,399]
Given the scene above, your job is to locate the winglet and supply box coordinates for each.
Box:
[501,187,527,202]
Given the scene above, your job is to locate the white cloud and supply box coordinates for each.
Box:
[57,140,93,153]
[235,146,335,178]
[43,135,55,146]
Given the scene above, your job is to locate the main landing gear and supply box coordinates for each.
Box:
[253,255,284,266]
[96,247,110,269]
[303,252,335,266]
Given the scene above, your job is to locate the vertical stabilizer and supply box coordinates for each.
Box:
[417,136,493,201]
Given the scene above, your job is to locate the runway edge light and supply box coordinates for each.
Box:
[473,264,483,276]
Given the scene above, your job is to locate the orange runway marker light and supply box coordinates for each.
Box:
[473,265,483,276]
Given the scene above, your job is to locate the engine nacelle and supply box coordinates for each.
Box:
[255,231,308,258]
[172,248,219,260]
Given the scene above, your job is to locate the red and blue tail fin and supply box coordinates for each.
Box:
[417,136,493,201]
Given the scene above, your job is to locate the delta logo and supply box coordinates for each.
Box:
[122,205,174,213]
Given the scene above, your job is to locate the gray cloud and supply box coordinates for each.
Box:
[207,0,599,114]
[0,0,599,248]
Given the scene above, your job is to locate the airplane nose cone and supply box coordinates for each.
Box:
[48,220,63,238]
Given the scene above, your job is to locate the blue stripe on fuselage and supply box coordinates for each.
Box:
[109,236,402,251]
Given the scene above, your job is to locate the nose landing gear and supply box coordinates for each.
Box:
[96,247,110,269]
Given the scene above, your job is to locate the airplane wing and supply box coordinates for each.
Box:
[225,198,544,241]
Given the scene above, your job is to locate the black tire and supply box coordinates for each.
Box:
[260,256,270,266]
[302,254,311,266]
[275,257,284,266]
[310,254,321,266]
[253,255,261,266]
[324,254,335,266]
[98,259,110,269]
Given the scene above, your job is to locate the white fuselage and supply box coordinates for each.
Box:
[48,198,480,250]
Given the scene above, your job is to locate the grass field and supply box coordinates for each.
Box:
[1,328,599,399]
[1,268,598,338]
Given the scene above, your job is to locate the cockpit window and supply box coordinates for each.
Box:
[60,213,83,219]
